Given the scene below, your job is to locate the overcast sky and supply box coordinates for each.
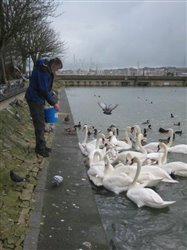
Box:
[51,0,187,70]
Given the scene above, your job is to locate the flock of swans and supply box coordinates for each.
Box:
[78,124,187,209]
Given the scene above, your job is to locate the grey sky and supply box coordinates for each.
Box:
[52,0,187,70]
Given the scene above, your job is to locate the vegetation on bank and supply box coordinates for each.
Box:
[0,82,63,250]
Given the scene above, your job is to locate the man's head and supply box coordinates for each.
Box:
[49,57,63,74]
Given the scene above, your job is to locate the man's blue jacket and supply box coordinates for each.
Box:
[25,59,57,105]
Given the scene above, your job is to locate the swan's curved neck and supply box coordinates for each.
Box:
[158,144,168,165]
[131,158,141,185]
[104,156,114,175]
[124,128,132,145]
[167,130,174,147]
[137,134,147,154]
[89,151,102,165]
[82,126,88,144]
[96,138,102,149]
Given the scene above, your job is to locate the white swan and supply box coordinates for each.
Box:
[126,157,176,208]
[87,151,105,186]
[146,142,169,164]
[132,125,147,146]
[111,149,147,166]
[108,127,132,150]
[126,150,178,184]
[114,160,163,188]
[79,125,105,156]
[102,155,133,194]
[135,128,174,153]
[88,137,106,163]
[136,134,168,164]
[168,144,187,154]
[160,161,187,177]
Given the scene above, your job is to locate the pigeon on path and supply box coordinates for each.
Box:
[51,175,63,186]
[10,170,26,183]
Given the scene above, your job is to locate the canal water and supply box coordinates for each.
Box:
[65,86,187,250]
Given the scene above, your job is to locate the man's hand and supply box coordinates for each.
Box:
[54,103,60,111]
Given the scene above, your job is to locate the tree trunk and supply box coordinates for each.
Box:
[0,48,7,84]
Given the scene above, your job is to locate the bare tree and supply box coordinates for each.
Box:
[0,0,59,83]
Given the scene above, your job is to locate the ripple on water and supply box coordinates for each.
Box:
[67,87,187,250]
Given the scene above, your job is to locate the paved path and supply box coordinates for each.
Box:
[24,88,109,250]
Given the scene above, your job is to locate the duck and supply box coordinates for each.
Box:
[175,130,182,135]
[174,122,180,126]
[159,127,169,133]
[64,114,70,122]
[126,157,176,208]
[142,120,149,125]
[74,121,81,128]
[98,102,119,115]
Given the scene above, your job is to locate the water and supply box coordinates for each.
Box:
[65,86,187,250]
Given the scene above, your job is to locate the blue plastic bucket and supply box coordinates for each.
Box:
[44,107,59,123]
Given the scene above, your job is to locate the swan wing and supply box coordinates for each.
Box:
[78,142,89,156]
[103,174,131,194]
[162,161,187,177]
[127,187,176,208]
[168,144,187,154]
[143,142,159,153]
[141,188,176,208]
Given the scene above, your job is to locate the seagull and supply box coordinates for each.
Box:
[10,170,26,183]
[51,175,63,186]
[98,102,118,115]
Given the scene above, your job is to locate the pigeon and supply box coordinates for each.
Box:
[98,102,118,115]
[51,175,63,186]
[10,170,25,183]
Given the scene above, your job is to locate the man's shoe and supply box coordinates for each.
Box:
[35,149,49,157]
[45,147,52,153]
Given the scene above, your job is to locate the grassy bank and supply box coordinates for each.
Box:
[0,82,63,250]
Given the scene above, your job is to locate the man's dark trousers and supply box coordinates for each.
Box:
[27,101,46,153]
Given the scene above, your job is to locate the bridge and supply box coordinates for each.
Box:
[57,74,187,87]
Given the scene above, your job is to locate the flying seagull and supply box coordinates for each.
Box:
[98,102,119,115]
